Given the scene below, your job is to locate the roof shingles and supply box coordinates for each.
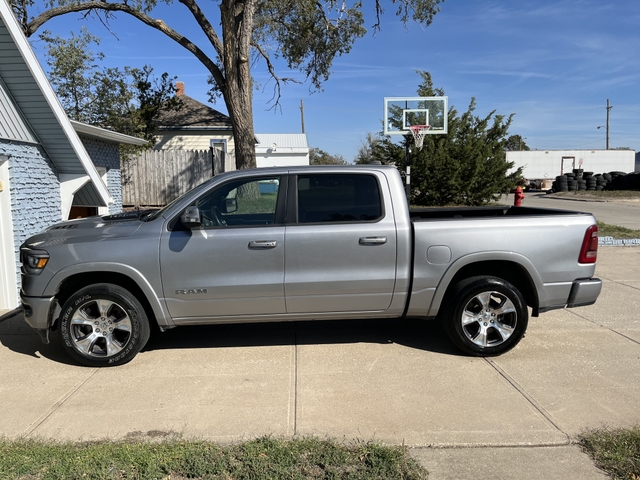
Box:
[154,95,232,129]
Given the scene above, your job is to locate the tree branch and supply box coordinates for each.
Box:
[24,1,227,92]
[252,41,299,110]
[177,0,224,60]
[315,1,333,32]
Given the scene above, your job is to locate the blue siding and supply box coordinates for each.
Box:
[80,136,122,214]
[1,141,61,296]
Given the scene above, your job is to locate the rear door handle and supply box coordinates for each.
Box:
[359,236,387,245]
[248,240,277,249]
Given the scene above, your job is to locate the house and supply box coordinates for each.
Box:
[153,82,235,171]
[154,83,311,171]
[0,0,147,309]
[255,134,310,168]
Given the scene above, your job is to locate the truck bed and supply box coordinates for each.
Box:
[409,205,591,221]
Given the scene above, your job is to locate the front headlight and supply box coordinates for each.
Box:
[20,247,50,275]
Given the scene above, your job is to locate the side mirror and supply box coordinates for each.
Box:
[180,206,201,228]
[224,198,238,214]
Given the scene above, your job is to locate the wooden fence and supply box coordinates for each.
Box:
[122,149,225,207]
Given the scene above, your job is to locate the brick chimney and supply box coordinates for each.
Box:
[176,81,185,96]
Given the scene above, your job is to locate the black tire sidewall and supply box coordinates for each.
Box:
[59,284,150,367]
[444,276,528,356]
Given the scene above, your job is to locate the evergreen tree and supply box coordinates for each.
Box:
[375,72,522,206]
[309,147,348,165]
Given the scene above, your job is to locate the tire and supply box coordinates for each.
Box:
[443,276,528,356]
[59,283,151,367]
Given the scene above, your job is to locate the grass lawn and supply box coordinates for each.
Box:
[579,426,640,480]
[0,436,428,480]
[598,222,640,239]
[550,190,640,199]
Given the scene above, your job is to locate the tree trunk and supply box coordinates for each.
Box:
[221,0,256,170]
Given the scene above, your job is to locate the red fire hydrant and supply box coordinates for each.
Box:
[514,186,524,207]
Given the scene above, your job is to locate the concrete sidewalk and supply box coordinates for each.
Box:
[1,247,638,479]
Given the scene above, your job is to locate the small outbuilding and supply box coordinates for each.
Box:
[255,134,310,168]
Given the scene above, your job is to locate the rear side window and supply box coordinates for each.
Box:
[297,174,383,224]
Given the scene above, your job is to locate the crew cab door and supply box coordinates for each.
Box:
[160,175,286,320]
[284,172,397,313]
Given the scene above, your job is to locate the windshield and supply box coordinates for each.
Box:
[144,180,214,221]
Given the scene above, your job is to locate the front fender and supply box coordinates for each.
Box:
[43,262,174,328]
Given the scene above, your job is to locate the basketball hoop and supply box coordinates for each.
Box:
[408,125,431,150]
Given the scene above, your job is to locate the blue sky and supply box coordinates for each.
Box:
[28,0,640,161]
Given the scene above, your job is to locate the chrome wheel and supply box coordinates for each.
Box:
[460,290,517,347]
[69,298,133,358]
[444,276,528,356]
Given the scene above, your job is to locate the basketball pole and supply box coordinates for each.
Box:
[405,141,411,205]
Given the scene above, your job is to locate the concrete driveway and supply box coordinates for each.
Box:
[1,246,638,479]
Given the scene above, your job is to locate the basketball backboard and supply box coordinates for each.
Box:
[383,96,448,136]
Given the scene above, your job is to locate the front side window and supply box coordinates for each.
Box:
[297,174,382,224]
[196,177,280,227]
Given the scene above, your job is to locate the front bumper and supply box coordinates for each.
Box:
[20,294,57,343]
[567,277,602,308]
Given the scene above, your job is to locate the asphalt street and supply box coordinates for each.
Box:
[509,192,640,230]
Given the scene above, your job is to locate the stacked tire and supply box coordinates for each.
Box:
[593,174,607,191]
[582,171,596,191]
[552,175,568,192]
[606,171,640,191]
[548,170,639,193]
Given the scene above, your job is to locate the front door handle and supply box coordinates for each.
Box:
[248,240,277,249]
[359,236,387,245]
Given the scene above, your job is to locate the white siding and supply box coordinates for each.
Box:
[255,133,309,168]
[507,150,636,179]
[154,130,234,152]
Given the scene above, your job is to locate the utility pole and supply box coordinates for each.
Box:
[300,99,305,134]
[605,99,611,150]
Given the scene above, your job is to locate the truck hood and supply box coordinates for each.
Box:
[22,210,154,248]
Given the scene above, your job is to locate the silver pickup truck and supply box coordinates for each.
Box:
[20,165,602,366]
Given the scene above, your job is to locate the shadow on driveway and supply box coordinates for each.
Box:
[0,310,76,365]
[144,317,461,356]
[1,311,462,365]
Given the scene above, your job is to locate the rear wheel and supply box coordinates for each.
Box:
[59,283,150,367]
[443,276,528,356]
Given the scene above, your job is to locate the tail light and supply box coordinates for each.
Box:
[578,224,598,264]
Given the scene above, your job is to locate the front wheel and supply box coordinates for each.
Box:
[443,276,528,356]
[59,283,150,367]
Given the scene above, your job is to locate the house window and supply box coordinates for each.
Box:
[210,139,228,153]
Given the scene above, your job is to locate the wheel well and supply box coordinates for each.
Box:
[55,272,158,327]
[443,261,539,316]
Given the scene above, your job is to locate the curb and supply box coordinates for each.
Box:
[599,236,640,246]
